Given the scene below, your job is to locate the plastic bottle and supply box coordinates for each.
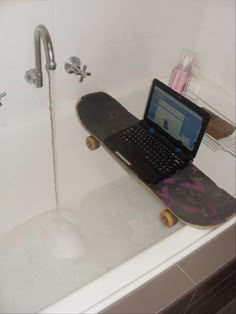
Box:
[169,54,193,94]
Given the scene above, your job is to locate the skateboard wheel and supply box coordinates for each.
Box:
[86,136,100,150]
[160,209,178,228]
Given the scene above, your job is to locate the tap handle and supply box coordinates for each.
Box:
[0,92,6,107]
[65,56,91,83]
[79,65,91,82]
[83,65,91,76]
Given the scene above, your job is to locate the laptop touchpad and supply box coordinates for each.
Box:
[115,147,160,184]
[115,151,132,166]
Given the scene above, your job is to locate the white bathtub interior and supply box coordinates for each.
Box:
[0,83,184,313]
[0,81,235,313]
[0,176,182,313]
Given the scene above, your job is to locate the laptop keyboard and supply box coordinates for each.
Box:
[119,125,186,177]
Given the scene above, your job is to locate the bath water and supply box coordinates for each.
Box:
[0,70,88,312]
[0,72,182,313]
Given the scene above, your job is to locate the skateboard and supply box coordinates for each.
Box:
[77,92,236,229]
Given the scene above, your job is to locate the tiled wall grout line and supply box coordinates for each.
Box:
[177,265,196,285]
[184,288,198,314]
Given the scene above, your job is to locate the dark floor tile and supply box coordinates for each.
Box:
[160,289,195,314]
[179,225,236,284]
[218,298,236,314]
[185,271,236,314]
[189,259,236,304]
[102,266,194,314]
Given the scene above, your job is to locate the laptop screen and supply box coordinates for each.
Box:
[146,85,203,151]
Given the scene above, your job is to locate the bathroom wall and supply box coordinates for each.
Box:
[0,0,56,237]
[0,0,234,236]
[195,0,235,97]
[53,0,206,209]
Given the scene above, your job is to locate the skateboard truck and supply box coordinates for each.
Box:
[65,56,91,83]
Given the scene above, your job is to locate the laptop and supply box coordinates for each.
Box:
[104,79,210,186]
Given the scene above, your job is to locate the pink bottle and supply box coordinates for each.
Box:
[169,53,194,94]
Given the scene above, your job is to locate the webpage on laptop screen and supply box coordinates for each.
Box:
[147,86,202,151]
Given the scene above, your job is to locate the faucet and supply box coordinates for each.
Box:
[25,25,56,88]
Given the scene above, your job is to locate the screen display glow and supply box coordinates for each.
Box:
[147,86,203,151]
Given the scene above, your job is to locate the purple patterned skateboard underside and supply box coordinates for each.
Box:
[154,164,235,227]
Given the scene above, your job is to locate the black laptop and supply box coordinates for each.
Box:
[104,79,210,186]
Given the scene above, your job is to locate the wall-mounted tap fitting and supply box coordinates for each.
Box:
[65,56,91,83]
[25,25,56,88]
[0,92,6,107]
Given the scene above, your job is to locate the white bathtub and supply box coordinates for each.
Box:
[0,81,235,313]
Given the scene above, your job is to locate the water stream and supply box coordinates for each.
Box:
[47,69,59,211]
[37,69,86,259]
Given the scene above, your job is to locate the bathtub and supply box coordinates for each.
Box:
[0,80,235,313]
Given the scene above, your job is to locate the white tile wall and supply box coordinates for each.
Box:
[0,0,55,236]
[0,0,234,235]
[0,0,54,121]
[53,0,205,210]
[195,0,235,96]
[54,0,205,109]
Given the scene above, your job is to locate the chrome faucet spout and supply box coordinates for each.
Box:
[25,24,56,88]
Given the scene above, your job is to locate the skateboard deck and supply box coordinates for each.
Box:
[77,92,236,229]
